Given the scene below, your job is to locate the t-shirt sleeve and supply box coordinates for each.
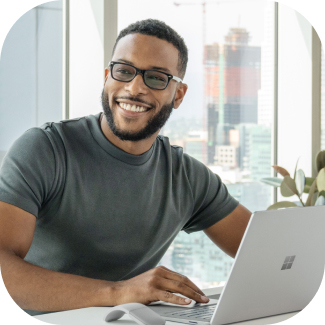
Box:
[182,154,239,234]
[0,128,56,217]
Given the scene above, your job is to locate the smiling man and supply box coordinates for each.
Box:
[0,19,251,316]
[101,28,188,153]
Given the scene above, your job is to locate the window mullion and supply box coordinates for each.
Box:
[273,1,279,204]
[311,27,322,177]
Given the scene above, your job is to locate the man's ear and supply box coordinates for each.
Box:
[104,68,109,85]
[174,83,188,109]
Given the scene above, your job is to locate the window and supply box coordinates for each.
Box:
[119,0,274,287]
[0,1,63,166]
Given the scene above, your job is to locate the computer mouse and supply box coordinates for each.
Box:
[104,302,165,325]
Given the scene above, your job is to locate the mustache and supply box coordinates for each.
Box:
[113,96,154,109]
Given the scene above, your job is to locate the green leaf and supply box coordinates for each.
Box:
[306,178,317,206]
[303,185,311,194]
[317,168,325,192]
[294,157,300,180]
[305,177,315,186]
[315,195,325,206]
[316,151,325,173]
[280,176,298,197]
[295,169,305,196]
[267,201,298,210]
[319,190,325,198]
[303,177,317,193]
[260,177,282,187]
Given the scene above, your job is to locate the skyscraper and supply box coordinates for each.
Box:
[236,124,271,180]
[204,28,261,164]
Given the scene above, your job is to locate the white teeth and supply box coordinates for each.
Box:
[119,102,147,112]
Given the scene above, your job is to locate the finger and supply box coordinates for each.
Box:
[157,266,206,296]
[158,290,193,305]
[157,277,209,304]
[158,266,204,294]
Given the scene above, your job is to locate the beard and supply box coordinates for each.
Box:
[101,89,174,142]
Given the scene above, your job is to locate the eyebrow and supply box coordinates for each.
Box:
[116,59,172,74]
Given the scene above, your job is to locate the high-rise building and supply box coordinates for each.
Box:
[204,28,261,164]
[171,231,234,283]
[161,7,273,286]
[227,181,272,213]
[236,123,271,181]
[184,131,208,163]
[214,145,237,168]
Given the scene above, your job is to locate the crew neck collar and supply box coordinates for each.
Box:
[86,113,155,165]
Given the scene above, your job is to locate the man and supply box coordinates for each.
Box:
[0,19,251,316]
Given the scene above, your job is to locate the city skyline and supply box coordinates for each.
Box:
[161,12,274,284]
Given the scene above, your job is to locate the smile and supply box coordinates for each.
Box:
[118,102,149,113]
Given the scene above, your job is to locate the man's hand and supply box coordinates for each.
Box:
[114,266,209,306]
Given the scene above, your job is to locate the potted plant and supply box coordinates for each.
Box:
[261,151,325,210]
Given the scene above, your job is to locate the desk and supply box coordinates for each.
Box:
[34,286,298,325]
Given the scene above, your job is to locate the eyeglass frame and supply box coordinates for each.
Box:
[108,61,183,90]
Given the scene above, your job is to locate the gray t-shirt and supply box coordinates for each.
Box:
[0,113,238,315]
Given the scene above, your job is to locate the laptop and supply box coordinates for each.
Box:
[149,205,325,324]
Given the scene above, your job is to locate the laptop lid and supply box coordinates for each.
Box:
[211,205,325,325]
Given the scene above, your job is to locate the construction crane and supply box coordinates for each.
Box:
[173,0,244,164]
[174,0,249,163]
[173,0,255,46]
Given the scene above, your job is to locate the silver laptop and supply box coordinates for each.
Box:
[149,205,325,324]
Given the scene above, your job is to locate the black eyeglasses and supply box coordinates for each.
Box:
[108,61,183,90]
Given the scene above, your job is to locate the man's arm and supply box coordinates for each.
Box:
[204,204,252,258]
[0,201,208,312]
[0,201,116,311]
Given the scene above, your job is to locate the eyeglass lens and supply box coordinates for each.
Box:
[112,63,169,90]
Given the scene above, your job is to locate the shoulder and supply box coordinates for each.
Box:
[8,114,94,162]
[38,114,100,149]
[156,135,211,177]
[9,127,54,156]
[156,135,183,152]
[156,134,187,167]
[40,115,88,138]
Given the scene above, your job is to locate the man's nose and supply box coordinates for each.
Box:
[124,74,148,95]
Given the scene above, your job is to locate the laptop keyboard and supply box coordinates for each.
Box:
[165,304,216,320]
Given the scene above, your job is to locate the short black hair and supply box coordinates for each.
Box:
[112,19,188,79]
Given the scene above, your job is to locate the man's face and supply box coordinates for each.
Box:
[102,33,186,142]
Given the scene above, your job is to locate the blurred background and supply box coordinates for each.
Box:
[0,0,324,288]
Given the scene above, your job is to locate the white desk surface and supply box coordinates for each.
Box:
[34,286,298,325]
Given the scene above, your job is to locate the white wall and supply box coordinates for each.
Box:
[69,0,117,119]
[277,4,312,185]
[0,1,62,154]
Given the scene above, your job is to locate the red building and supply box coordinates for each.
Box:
[204,28,261,164]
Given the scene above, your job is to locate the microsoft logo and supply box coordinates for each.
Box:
[281,255,296,270]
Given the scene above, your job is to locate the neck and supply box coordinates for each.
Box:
[99,113,158,155]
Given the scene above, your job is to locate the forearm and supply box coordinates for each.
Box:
[0,250,116,312]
